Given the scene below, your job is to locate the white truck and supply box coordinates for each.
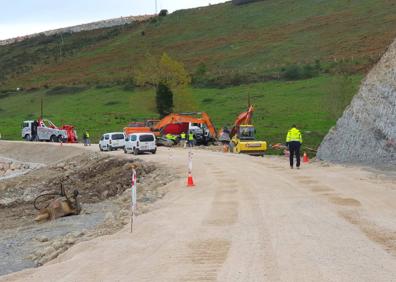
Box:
[21,119,68,142]
[189,122,211,145]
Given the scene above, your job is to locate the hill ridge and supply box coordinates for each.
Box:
[0,15,153,46]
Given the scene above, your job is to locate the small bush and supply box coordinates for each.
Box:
[159,9,168,17]
[123,82,135,91]
[46,86,87,95]
[104,101,121,106]
[202,98,214,103]
[282,63,320,80]
[283,65,302,80]
[95,84,112,89]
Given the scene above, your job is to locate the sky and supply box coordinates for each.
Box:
[0,0,227,40]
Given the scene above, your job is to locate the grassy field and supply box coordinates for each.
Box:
[0,75,362,152]
[1,0,395,89]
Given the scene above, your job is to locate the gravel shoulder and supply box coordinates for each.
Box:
[0,141,175,276]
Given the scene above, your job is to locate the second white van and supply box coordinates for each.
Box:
[99,132,126,151]
[124,133,156,155]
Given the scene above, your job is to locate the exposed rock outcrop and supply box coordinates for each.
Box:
[317,39,396,168]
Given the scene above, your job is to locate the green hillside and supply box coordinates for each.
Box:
[1,0,395,88]
[0,75,361,152]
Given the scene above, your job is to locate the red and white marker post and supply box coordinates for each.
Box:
[130,168,137,233]
[187,150,195,187]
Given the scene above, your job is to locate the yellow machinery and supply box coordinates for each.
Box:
[230,125,267,156]
[227,105,267,156]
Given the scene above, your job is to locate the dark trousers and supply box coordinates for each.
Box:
[289,141,301,167]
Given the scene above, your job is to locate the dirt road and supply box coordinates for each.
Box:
[2,144,396,281]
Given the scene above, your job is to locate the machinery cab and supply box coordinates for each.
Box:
[236,125,256,141]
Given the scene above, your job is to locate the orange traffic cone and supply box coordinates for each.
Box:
[187,172,195,187]
[303,152,309,163]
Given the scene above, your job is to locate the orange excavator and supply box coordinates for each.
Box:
[154,112,216,144]
[124,113,217,145]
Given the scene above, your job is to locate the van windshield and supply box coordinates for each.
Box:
[139,135,155,142]
[112,134,125,140]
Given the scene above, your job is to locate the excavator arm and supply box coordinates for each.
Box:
[154,112,217,138]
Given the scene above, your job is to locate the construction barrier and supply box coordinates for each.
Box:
[303,152,309,163]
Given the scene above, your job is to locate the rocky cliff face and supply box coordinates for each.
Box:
[317,39,396,168]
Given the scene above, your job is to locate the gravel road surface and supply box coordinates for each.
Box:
[1,143,396,281]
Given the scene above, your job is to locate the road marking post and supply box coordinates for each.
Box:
[187,150,195,187]
[131,168,137,233]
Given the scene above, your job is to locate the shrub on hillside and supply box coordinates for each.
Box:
[46,86,87,96]
[156,83,174,117]
[159,9,168,17]
[282,63,320,80]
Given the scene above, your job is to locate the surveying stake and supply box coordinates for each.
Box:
[130,168,137,233]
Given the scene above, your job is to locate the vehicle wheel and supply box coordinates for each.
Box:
[24,134,31,141]
[124,148,128,154]
[58,135,64,143]
[108,146,113,151]
[133,148,139,155]
[152,149,157,154]
[99,145,103,152]
[50,135,57,142]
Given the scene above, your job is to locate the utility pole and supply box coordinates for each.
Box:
[40,96,43,119]
[155,0,158,14]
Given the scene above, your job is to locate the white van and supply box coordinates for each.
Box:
[124,133,157,155]
[99,132,126,151]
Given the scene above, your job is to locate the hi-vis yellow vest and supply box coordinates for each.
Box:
[286,128,302,143]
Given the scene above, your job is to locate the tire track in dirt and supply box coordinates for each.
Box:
[340,210,396,256]
[290,170,392,256]
[183,239,231,282]
[180,170,239,281]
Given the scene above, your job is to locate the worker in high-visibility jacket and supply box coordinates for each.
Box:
[166,133,177,144]
[83,130,91,146]
[188,131,195,147]
[180,132,187,148]
[286,125,303,169]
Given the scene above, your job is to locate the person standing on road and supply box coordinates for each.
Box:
[83,130,91,146]
[188,131,195,148]
[286,125,303,169]
[180,131,187,148]
[31,120,39,141]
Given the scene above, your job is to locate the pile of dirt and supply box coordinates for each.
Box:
[317,38,396,168]
[0,150,176,275]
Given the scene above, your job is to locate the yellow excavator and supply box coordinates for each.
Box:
[228,105,267,156]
